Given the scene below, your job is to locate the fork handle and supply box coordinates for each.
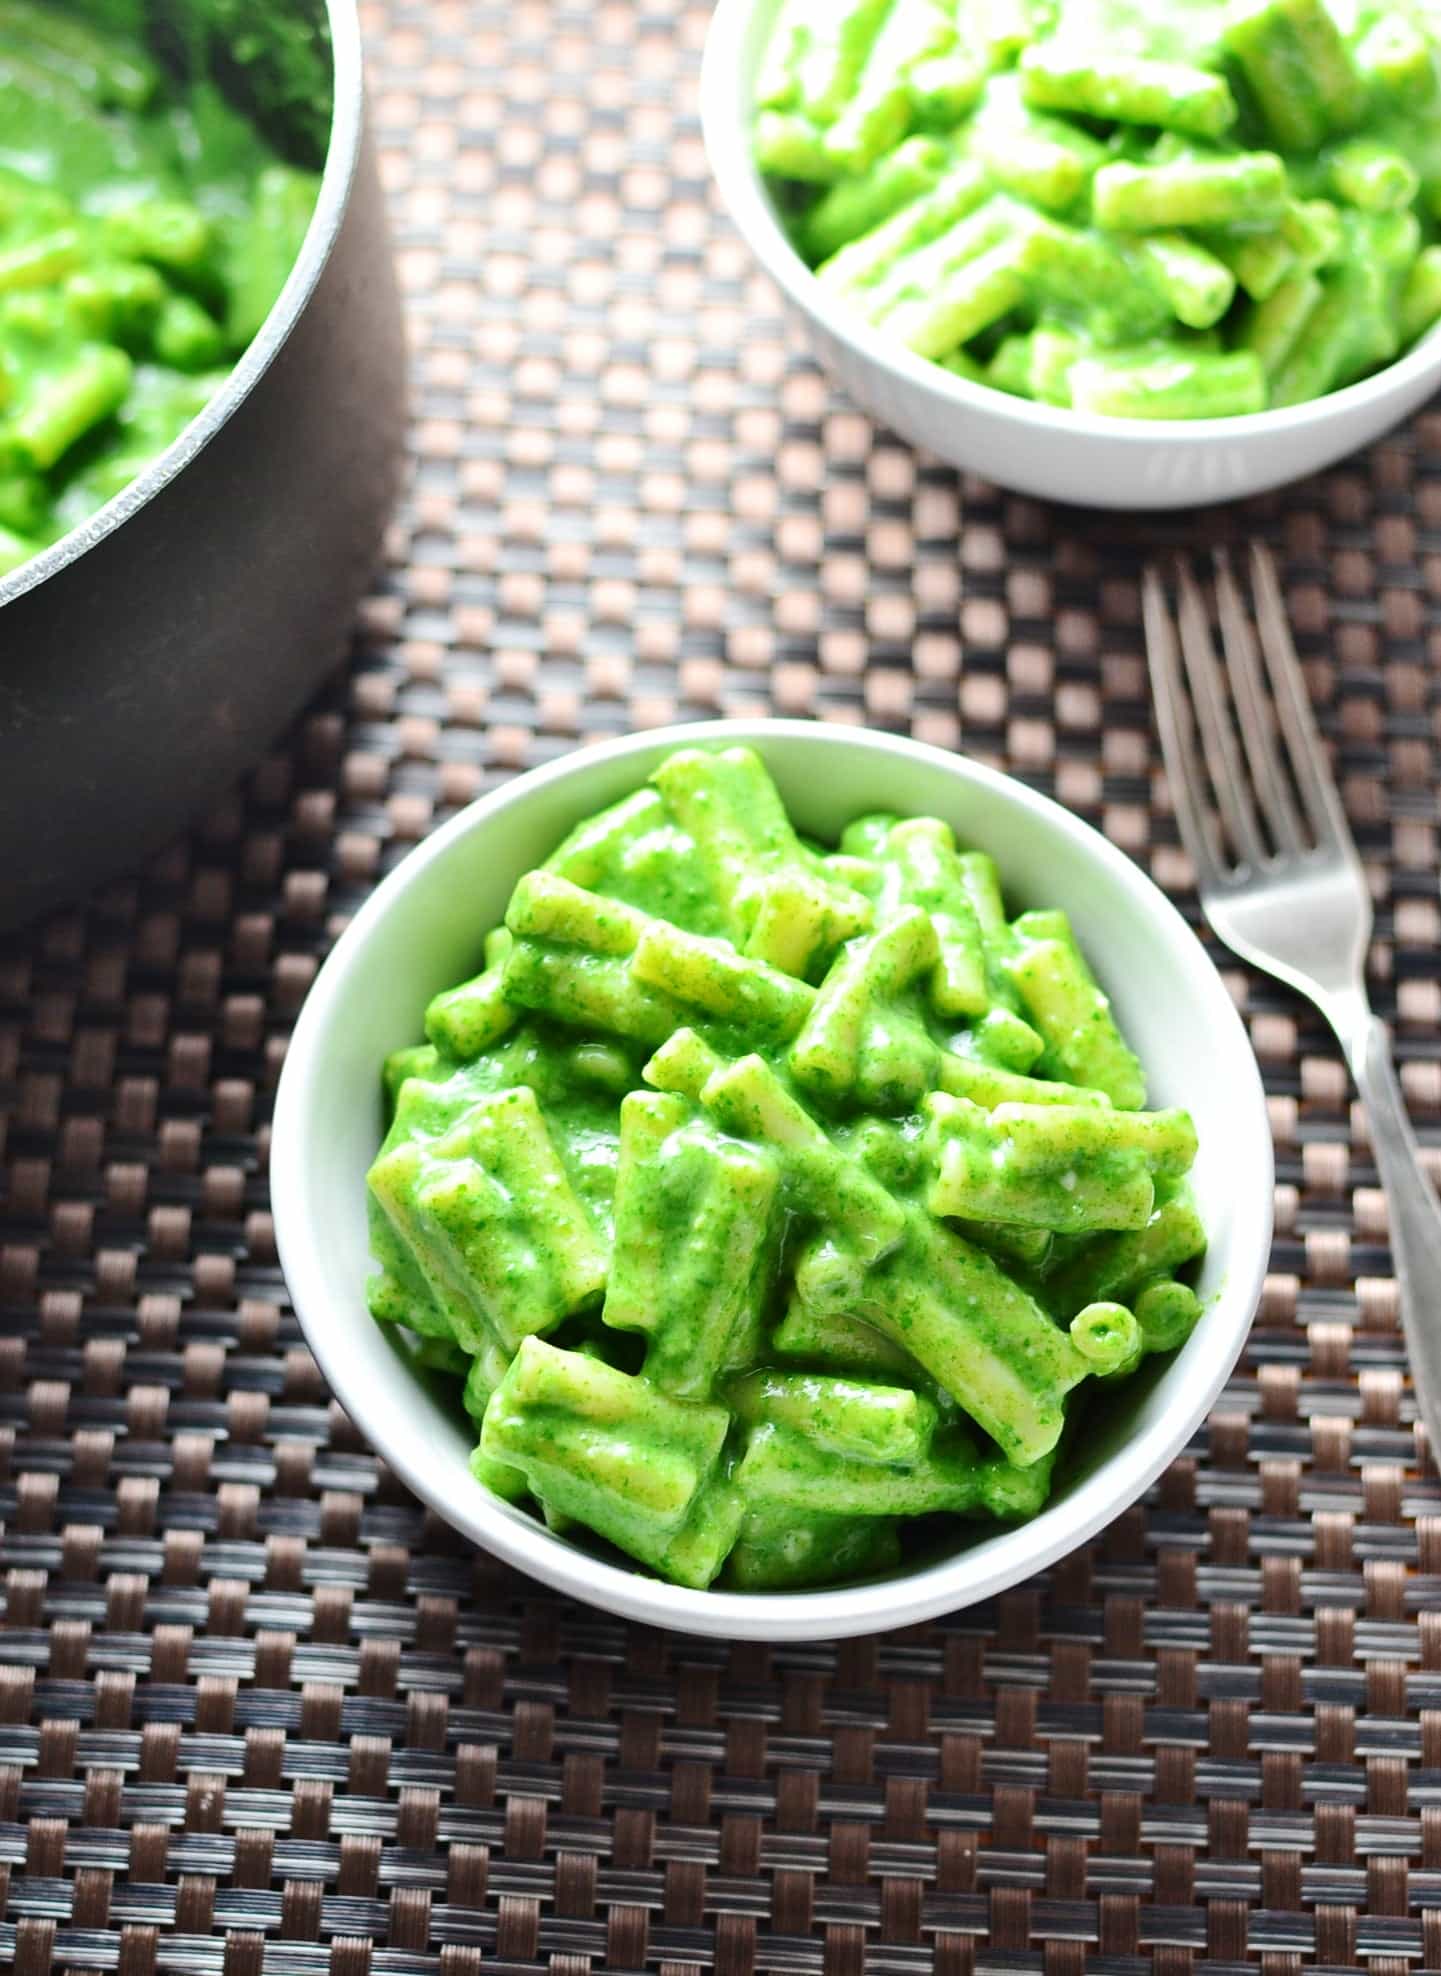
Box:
[1347,1014,1441,1465]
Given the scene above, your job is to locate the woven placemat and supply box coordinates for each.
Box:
[5,1,1441,1969]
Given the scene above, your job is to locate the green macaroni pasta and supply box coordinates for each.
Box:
[368,746,1207,1591]
[751,0,1441,417]
[922,1090,1198,1232]
[0,0,326,574]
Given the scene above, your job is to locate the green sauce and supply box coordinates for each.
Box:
[367,745,1210,1594]
[0,0,327,574]
[753,0,1441,417]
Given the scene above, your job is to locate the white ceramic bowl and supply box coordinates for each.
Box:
[701,0,1441,511]
[271,720,1273,1639]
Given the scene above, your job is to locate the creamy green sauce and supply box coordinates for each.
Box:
[756,0,1441,417]
[0,0,325,572]
[366,746,1209,1594]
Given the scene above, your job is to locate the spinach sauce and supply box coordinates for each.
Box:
[0,0,330,574]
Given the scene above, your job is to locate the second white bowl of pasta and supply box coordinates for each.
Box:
[271,720,1272,1640]
[701,0,1441,510]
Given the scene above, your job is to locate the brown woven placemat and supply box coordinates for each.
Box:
[5,2,1441,1970]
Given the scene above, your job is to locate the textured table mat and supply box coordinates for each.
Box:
[5,1,1441,1970]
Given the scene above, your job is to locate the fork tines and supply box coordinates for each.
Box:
[1142,543,1353,885]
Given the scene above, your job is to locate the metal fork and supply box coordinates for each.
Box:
[1143,543,1441,1461]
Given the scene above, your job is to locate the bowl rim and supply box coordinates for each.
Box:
[0,0,364,612]
[700,0,1441,449]
[271,718,1274,1641]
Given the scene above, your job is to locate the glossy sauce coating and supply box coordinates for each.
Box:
[0,1,323,573]
[368,748,1208,1591]
[754,0,1441,417]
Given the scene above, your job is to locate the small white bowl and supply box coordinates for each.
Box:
[701,0,1441,510]
[271,720,1272,1640]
